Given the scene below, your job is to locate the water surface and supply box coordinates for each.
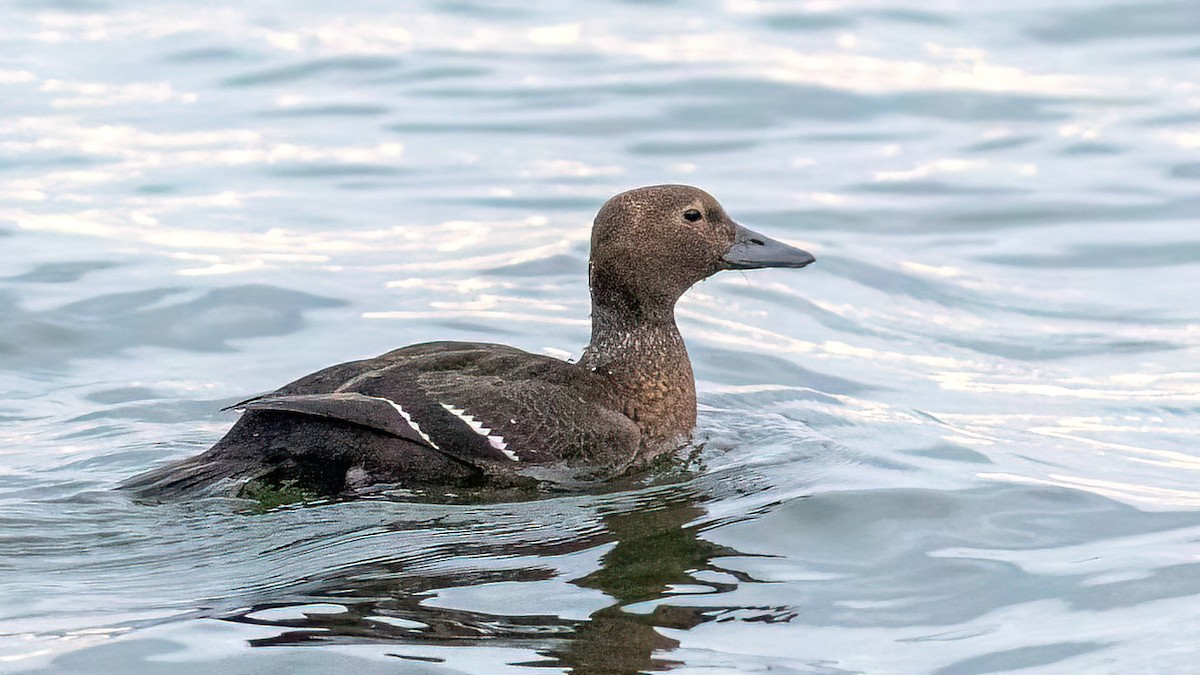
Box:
[2,0,1199,672]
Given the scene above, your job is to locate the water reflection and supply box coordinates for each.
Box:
[217,490,782,671]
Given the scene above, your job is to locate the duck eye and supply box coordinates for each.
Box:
[683,209,703,222]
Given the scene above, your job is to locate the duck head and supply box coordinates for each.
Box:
[589,184,815,317]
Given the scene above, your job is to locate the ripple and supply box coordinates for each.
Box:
[258,104,391,118]
[983,241,1200,269]
[934,642,1108,674]
[4,261,117,284]
[1060,141,1124,155]
[220,56,402,87]
[1171,163,1200,180]
[1027,1,1200,43]
[0,285,346,367]
[163,46,246,63]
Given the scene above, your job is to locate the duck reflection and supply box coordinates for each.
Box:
[219,489,788,671]
[540,495,741,672]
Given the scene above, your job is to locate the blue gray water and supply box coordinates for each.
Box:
[2,0,1199,672]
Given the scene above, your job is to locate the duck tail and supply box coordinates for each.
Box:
[120,453,264,502]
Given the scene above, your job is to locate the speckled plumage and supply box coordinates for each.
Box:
[124,185,815,500]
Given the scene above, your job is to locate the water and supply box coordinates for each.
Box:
[2,0,1198,672]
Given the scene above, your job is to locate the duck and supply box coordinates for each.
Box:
[124,184,815,500]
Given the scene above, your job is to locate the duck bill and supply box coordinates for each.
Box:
[720,223,816,270]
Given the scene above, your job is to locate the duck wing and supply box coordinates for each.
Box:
[229,392,435,448]
[227,341,643,471]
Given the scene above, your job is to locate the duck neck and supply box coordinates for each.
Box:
[580,287,697,441]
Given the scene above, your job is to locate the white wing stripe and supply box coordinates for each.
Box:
[378,397,439,449]
[439,403,519,461]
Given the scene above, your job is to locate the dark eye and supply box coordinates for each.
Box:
[683,209,702,222]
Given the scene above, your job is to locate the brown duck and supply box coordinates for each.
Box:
[125,185,815,499]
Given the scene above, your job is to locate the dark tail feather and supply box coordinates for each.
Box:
[122,409,487,502]
[121,454,265,502]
